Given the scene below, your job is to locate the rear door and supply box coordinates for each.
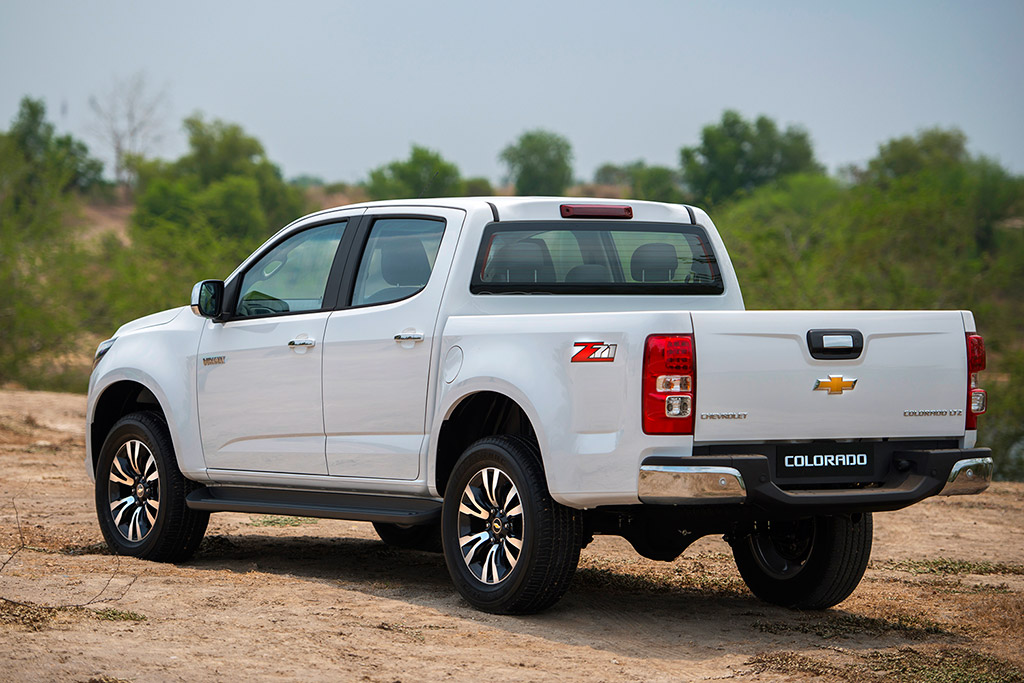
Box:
[321,207,465,480]
[691,310,968,443]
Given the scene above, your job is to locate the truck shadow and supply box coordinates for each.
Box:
[183,532,962,663]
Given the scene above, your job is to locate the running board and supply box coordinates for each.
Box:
[185,486,441,525]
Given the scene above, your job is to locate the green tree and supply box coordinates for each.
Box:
[0,103,93,386]
[133,115,306,240]
[7,97,104,195]
[500,129,573,196]
[462,176,494,196]
[593,163,633,186]
[365,145,463,200]
[631,164,685,203]
[853,128,1022,250]
[681,110,821,206]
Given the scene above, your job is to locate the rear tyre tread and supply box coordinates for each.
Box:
[442,435,582,614]
[732,513,872,610]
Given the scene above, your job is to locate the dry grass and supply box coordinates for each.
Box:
[752,611,952,640]
[748,647,1024,682]
[883,558,1024,576]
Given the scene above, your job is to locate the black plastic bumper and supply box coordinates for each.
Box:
[639,446,993,515]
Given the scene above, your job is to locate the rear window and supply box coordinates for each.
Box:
[471,222,723,295]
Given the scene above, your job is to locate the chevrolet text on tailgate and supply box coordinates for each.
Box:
[86,197,993,614]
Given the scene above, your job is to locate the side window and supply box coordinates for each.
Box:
[351,218,445,306]
[236,221,346,318]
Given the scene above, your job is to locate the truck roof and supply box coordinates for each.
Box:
[298,196,705,226]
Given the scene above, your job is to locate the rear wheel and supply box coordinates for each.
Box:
[731,513,872,609]
[372,521,442,552]
[95,412,208,562]
[441,436,582,614]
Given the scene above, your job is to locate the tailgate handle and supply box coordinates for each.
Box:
[807,329,863,360]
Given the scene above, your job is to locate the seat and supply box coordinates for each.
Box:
[488,239,556,283]
[362,236,432,304]
[630,243,677,282]
[564,264,612,283]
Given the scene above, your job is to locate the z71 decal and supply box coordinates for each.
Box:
[571,341,617,363]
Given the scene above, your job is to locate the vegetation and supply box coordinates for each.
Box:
[366,145,462,200]
[1,100,1021,478]
[681,109,822,206]
[500,129,574,195]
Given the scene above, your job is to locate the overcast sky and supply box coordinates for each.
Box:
[2,1,1022,185]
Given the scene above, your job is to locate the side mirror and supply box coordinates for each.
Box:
[190,280,225,319]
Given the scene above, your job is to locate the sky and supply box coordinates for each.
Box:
[2,1,1022,185]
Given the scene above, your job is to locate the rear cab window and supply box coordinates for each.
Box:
[471,222,723,295]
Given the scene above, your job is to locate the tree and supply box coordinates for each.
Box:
[132,114,306,239]
[462,176,494,196]
[8,97,104,195]
[852,127,1023,250]
[89,72,166,188]
[500,129,573,195]
[681,110,822,205]
[630,164,685,203]
[365,145,462,200]
[593,163,632,186]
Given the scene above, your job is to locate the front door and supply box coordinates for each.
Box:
[322,207,465,479]
[197,218,351,474]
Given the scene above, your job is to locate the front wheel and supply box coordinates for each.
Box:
[95,412,209,562]
[731,513,872,609]
[441,436,582,614]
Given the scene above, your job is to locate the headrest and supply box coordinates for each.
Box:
[380,237,431,286]
[489,239,555,283]
[630,243,677,282]
[565,264,612,283]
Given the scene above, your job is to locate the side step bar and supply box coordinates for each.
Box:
[186,486,441,525]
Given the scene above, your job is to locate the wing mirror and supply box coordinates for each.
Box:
[190,280,225,319]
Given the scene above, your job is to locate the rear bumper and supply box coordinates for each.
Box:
[639,447,993,515]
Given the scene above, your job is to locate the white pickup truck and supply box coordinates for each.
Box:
[86,197,993,614]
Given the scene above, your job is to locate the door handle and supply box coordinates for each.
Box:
[288,338,316,348]
[394,333,424,342]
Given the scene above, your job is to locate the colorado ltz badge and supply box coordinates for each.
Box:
[571,341,617,363]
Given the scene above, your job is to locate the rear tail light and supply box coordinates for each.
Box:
[643,334,695,434]
[966,333,986,429]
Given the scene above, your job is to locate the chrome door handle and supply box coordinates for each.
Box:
[394,333,424,342]
[288,338,316,348]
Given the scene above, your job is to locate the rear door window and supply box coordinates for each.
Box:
[351,218,446,306]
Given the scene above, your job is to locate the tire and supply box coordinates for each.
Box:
[441,436,582,614]
[95,411,209,562]
[372,521,442,553]
[731,513,872,609]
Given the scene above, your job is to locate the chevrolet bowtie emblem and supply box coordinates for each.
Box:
[814,375,857,394]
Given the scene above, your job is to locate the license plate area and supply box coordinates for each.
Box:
[774,443,878,484]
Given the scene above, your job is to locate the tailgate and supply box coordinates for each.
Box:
[691,311,968,442]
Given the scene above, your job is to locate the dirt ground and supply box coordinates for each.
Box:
[1,390,1022,683]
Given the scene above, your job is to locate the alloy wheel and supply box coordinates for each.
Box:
[106,439,160,542]
[457,467,524,585]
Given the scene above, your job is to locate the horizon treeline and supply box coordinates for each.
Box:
[1,97,1022,478]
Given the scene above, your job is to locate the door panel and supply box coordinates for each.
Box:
[323,208,465,480]
[198,312,330,473]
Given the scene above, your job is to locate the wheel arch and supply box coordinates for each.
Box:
[431,389,544,497]
[89,379,167,476]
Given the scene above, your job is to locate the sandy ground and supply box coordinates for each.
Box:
[1,390,1022,683]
